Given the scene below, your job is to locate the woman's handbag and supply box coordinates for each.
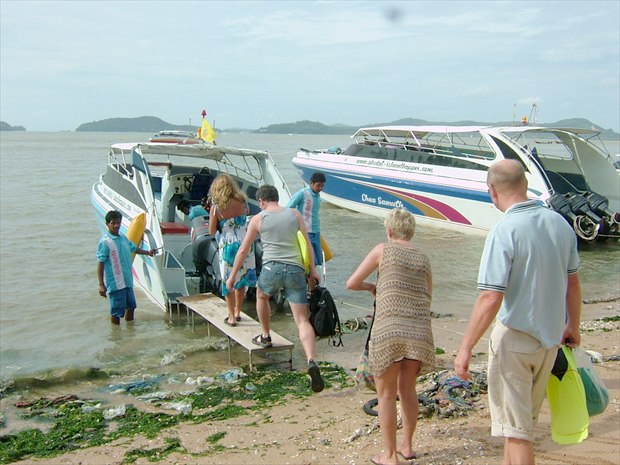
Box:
[355,348,376,392]
[573,347,610,416]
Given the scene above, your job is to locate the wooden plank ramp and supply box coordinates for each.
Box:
[176,294,294,370]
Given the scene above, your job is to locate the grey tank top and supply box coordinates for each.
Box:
[260,208,303,267]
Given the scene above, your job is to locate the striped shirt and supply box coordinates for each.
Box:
[287,186,321,234]
[97,232,136,292]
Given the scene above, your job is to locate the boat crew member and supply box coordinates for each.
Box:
[454,160,582,465]
[177,198,209,221]
[97,210,156,324]
[286,172,326,266]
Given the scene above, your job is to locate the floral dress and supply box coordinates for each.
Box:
[217,205,257,296]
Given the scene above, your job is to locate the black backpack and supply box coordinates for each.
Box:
[309,286,343,347]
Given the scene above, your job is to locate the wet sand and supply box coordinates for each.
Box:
[2,297,618,465]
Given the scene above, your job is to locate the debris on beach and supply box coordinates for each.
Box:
[344,369,488,443]
[107,374,163,393]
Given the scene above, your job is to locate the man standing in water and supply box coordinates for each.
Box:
[97,210,155,324]
[286,172,326,266]
[454,160,582,465]
[226,185,325,392]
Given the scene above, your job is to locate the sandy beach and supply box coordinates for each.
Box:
[2,298,619,465]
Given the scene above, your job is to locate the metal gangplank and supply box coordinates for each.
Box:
[176,294,294,370]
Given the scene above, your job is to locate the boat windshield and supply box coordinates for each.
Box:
[346,128,495,171]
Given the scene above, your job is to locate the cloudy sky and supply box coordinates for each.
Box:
[1,1,618,132]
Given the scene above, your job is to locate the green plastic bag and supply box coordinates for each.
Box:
[573,347,610,416]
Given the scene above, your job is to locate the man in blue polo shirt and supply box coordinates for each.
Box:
[454,160,581,465]
[97,210,156,324]
[287,172,326,266]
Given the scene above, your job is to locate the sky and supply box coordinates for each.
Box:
[1,1,619,132]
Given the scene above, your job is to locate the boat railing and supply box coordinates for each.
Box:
[108,147,133,177]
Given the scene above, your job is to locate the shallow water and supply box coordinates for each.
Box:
[1,132,618,385]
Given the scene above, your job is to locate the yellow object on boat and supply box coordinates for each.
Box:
[547,345,589,444]
[297,231,310,274]
[201,117,216,143]
[320,234,333,261]
[126,213,146,262]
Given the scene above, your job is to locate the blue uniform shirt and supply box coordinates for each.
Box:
[287,186,321,233]
[97,232,137,293]
[189,205,209,220]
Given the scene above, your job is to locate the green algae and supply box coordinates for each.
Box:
[0,362,351,464]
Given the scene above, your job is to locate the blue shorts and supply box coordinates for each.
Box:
[109,288,137,318]
[308,233,322,265]
[258,262,308,305]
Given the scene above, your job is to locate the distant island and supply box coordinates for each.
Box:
[255,118,620,139]
[0,121,26,131]
[73,116,619,139]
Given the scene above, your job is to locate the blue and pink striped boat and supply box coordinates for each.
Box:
[292,125,620,242]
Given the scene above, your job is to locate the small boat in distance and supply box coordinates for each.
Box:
[92,138,291,312]
[292,125,620,242]
[149,130,201,144]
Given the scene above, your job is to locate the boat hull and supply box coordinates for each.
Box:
[92,180,171,311]
[292,158,501,234]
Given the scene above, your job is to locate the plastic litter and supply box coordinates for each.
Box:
[103,404,126,420]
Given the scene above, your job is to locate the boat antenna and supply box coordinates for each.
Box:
[513,103,517,126]
[526,104,538,126]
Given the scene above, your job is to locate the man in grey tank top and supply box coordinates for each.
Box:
[226,185,324,393]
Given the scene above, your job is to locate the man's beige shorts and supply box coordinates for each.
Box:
[488,321,558,441]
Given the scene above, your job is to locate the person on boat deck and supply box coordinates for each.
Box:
[208,174,257,327]
[286,172,326,266]
[97,210,156,325]
[177,198,209,221]
[454,160,582,465]
[226,185,325,393]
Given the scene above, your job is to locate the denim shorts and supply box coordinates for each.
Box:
[258,262,308,305]
[109,287,137,317]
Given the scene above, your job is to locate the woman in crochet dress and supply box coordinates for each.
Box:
[347,208,435,465]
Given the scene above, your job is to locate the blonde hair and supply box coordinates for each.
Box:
[384,208,416,240]
[208,174,247,209]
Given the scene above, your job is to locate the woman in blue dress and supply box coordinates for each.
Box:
[209,174,257,326]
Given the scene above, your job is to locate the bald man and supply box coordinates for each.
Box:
[454,160,582,465]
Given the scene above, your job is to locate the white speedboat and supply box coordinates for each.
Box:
[149,130,201,144]
[292,125,620,241]
[92,140,291,312]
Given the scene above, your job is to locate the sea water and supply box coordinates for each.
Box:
[1,132,618,384]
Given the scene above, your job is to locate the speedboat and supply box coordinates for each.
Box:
[149,130,201,144]
[92,140,291,312]
[292,125,620,241]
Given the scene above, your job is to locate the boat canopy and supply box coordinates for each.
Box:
[138,142,271,160]
[354,126,490,139]
[110,142,271,161]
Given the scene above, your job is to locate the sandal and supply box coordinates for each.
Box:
[252,334,272,348]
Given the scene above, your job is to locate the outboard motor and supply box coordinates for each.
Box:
[584,192,620,238]
[190,216,266,298]
[190,216,223,294]
[567,193,603,225]
[547,193,599,242]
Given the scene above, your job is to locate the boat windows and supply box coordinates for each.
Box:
[345,144,488,171]
[490,137,530,173]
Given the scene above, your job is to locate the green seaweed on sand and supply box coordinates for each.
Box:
[122,437,183,464]
[0,363,350,464]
